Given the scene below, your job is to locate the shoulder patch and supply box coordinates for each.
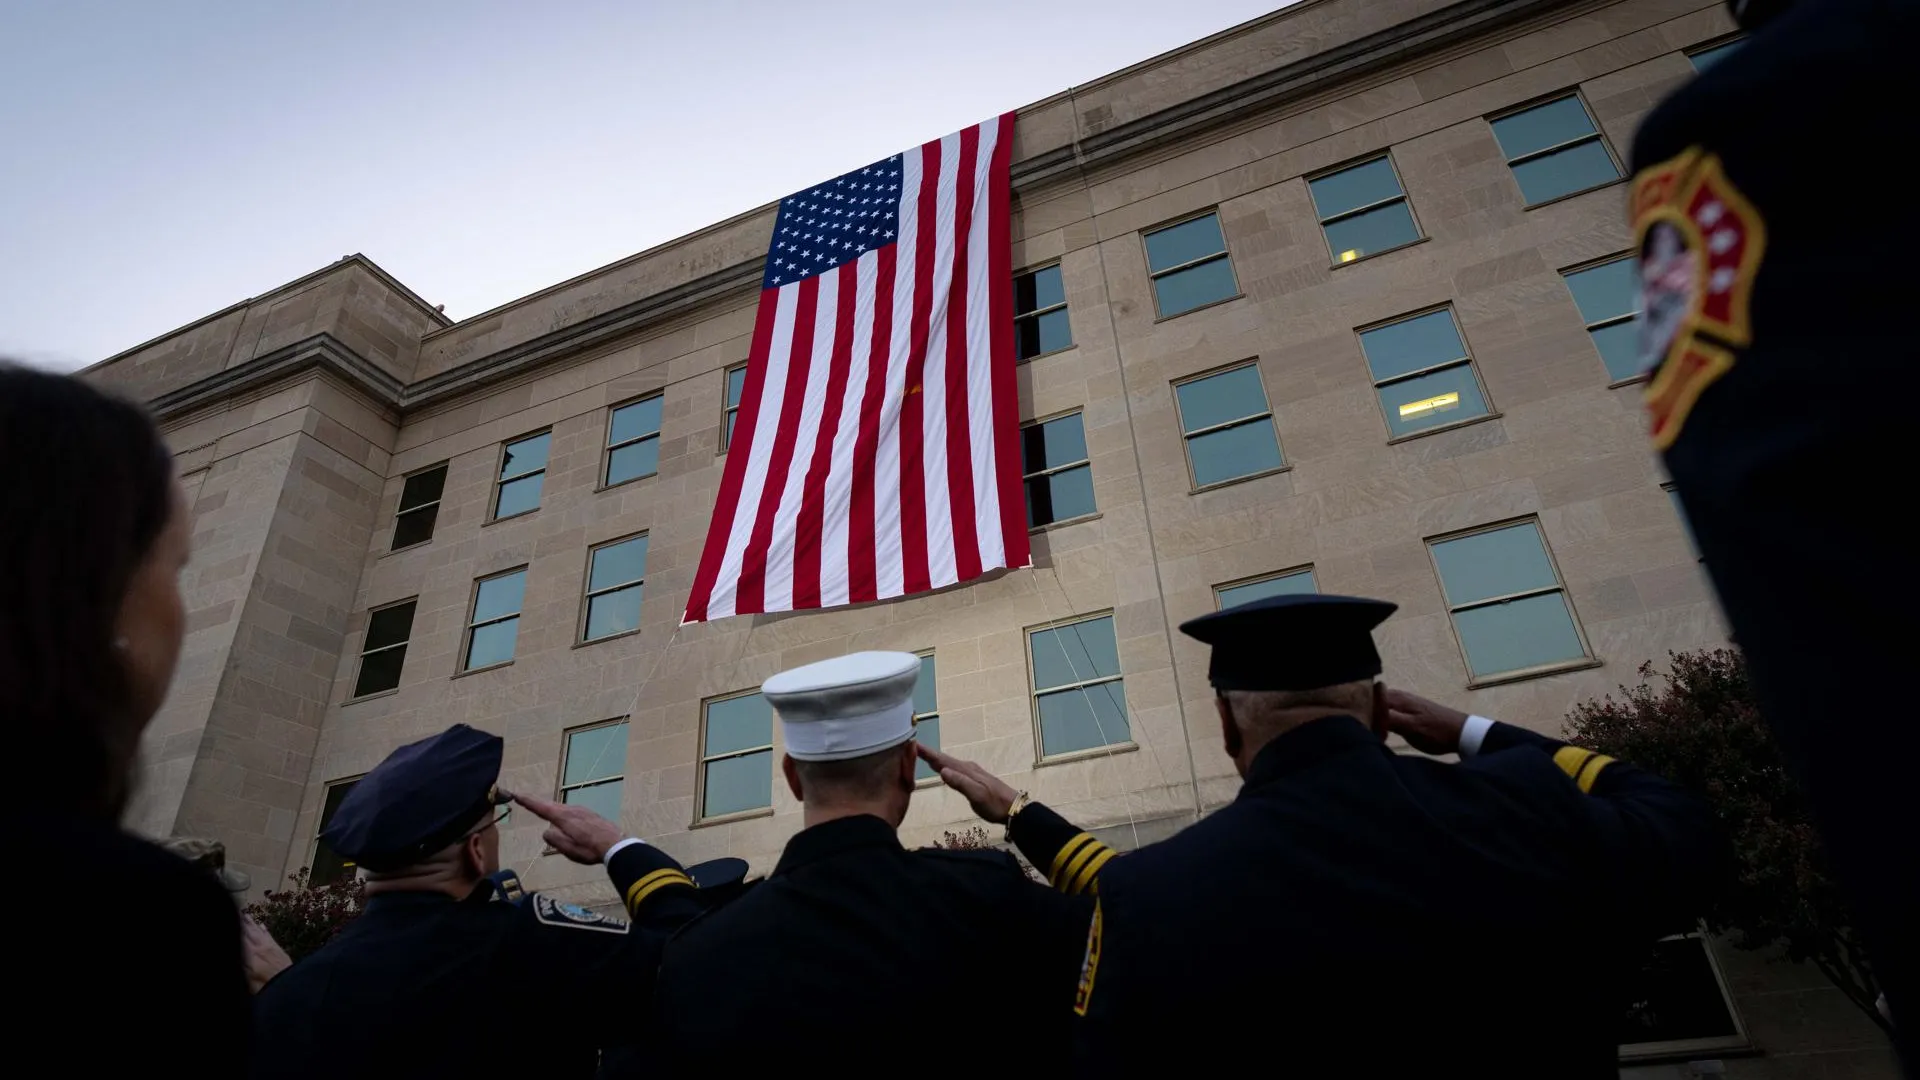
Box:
[532,893,630,934]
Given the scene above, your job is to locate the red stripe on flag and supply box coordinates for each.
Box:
[898,139,941,597]
[847,245,894,605]
[987,113,1029,568]
[684,289,782,622]
[943,124,983,583]
[735,276,820,615]
[792,262,859,610]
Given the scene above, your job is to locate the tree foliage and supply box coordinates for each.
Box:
[244,868,366,964]
[1564,648,1884,1030]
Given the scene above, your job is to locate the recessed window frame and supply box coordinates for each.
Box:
[460,565,528,673]
[911,649,942,785]
[1355,304,1497,442]
[557,718,630,823]
[1685,37,1744,73]
[1618,930,1750,1062]
[1424,517,1596,688]
[1026,610,1133,764]
[310,775,364,886]
[1307,152,1424,266]
[1014,262,1074,362]
[602,393,664,489]
[491,429,552,522]
[1561,253,1645,386]
[1142,209,1241,320]
[720,363,748,453]
[349,597,417,701]
[1021,409,1097,532]
[695,688,776,826]
[390,462,448,552]
[578,532,648,645]
[1214,566,1318,610]
[1488,91,1623,208]
[1171,359,1287,493]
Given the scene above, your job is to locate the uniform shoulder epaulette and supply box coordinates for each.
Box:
[530,892,630,934]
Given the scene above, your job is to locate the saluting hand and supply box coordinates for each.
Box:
[916,744,1019,824]
[514,791,623,865]
[1380,687,1469,756]
[241,914,293,994]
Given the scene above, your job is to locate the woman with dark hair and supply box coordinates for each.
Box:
[2,362,248,1074]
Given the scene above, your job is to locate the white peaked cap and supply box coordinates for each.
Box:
[762,650,921,762]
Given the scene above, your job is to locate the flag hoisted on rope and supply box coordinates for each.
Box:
[682,113,1029,623]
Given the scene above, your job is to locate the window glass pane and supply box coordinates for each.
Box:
[564,778,624,823]
[913,715,941,781]
[312,782,359,886]
[398,465,446,512]
[706,694,773,756]
[724,410,739,449]
[1511,140,1620,205]
[1030,615,1121,691]
[1309,158,1404,219]
[1565,259,1638,324]
[1189,421,1283,487]
[1324,201,1420,262]
[726,366,747,408]
[1038,683,1130,756]
[1144,214,1226,272]
[1359,309,1468,382]
[364,602,416,652]
[1015,265,1066,315]
[1688,41,1742,72]
[1375,364,1489,438]
[1152,258,1238,317]
[500,432,551,480]
[590,537,649,592]
[392,504,438,550]
[1016,308,1073,360]
[564,723,629,786]
[1021,415,1088,473]
[353,644,406,698]
[1218,570,1318,609]
[606,438,659,486]
[1453,591,1585,677]
[1593,320,1645,382]
[1431,523,1558,605]
[494,473,544,518]
[1176,366,1267,433]
[465,617,519,669]
[913,655,938,717]
[704,749,772,817]
[609,396,663,446]
[586,585,644,640]
[1490,97,1598,160]
[473,571,526,623]
[1026,464,1096,527]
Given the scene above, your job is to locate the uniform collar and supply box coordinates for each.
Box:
[361,885,487,913]
[773,814,901,876]
[1240,715,1381,793]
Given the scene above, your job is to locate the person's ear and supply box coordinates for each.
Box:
[897,742,918,792]
[1215,696,1243,760]
[782,754,804,801]
[464,831,487,875]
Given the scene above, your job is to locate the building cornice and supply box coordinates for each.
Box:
[151,332,407,423]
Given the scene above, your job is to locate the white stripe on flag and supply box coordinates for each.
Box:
[873,146,921,600]
[818,249,879,609]
[964,119,1005,571]
[706,284,799,619]
[920,130,962,589]
[761,268,839,613]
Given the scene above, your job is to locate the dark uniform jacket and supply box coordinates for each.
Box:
[1010,716,1720,1077]
[651,814,1092,1071]
[250,845,700,1079]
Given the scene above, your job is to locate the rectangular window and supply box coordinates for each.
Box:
[463,568,526,671]
[1490,95,1621,205]
[604,395,663,487]
[311,778,361,886]
[351,599,416,698]
[1687,40,1742,72]
[560,720,629,822]
[1021,413,1095,528]
[1174,363,1284,489]
[1014,265,1073,361]
[699,691,774,820]
[1358,307,1491,438]
[1308,155,1420,263]
[582,534,647,642]
[1428,520,1590,681]
[492,431,551,520]
[1619,932,1747,1059]
[721,364,747,451]
[912,652,941,782]
[391,463,447,550]
[1216,567,1317,609]
[1029,614,1129,758]
[1563,257,1644,382]
[1144,212,1238,318]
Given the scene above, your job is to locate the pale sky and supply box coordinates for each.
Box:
[0,0,1285,371]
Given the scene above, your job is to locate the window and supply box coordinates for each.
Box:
[492,431,551,520]
[1489,95,1621,205]
[699,691,774,820]
[582,535,648,642]
[1144,212,1238,317]
[1021,413,1095,528]
[1028,614,1129,758]
[1174,363,1284,489]
[1665,484,1703,561]
[1216,568,1317,609]
[351,599,416,698]
[912,652,941,782]
[721,364,747,451]
[1619,932,1747,1059]
[463,568,526,671]
[391,463,447,550]
[1563,257,1644,383]
[1015,265,1073,361]
[1687,39,1742,72]
[604,395,663,487]
[1428,520,1589,682]
[1358,308,1491,438]
[311,778,361,886]
[1309,155,1420,263]
[560,720,629,822]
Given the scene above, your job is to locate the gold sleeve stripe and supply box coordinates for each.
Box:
[1068,847,1117,896]
[1575,754,1615,794]
[1551,746,1594,785]
[1056,839,1108,895]
[1074,901,1103,1017]
[624,868,693,911]
[1048,834,1096,887]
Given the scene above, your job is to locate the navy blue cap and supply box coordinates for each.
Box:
[686,857,748,890]
[321,724,506,872]
[1179,594,1396,692]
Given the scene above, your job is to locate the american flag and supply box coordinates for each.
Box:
[682,113,1029,623]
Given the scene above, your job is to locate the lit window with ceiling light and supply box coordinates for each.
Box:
[1309,155,1421,264]
[1357,306,1492,438]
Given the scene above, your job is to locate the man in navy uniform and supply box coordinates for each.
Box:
[1629,0,1916,1058]
[251,724,705,1078]
[926,594,1721,1075]
[650,651,1093,1070]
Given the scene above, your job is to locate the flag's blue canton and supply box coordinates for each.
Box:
[763,154,904,289]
